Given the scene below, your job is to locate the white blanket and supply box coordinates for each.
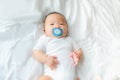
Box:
[0,0,120,80]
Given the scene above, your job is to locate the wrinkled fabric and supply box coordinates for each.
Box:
[0,0,120,80]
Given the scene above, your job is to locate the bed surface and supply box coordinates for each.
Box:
[0,0,120,80]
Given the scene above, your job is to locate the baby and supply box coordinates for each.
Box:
[32,12,82,80]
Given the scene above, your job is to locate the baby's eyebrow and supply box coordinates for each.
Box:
[59,21,65,23]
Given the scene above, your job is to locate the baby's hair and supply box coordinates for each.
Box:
[43,12,68,28]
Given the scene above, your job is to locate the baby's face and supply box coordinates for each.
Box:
[44,13,68,38]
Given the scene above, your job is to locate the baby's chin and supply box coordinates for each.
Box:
[46,34,67,39]
[52,35,67,39]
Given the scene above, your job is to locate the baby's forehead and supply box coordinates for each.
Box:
[46,14,65,21]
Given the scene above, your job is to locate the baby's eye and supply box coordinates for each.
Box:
[50,24,54,25]
[60,23,63,25]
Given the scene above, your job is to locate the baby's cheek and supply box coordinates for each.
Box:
[45,29,52,36]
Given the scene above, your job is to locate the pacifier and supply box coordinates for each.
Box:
[52,28,63,37]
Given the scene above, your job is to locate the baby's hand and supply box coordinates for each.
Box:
[70,48,82,66]
[45,55,59,70]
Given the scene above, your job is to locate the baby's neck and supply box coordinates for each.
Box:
[45,34,67,39]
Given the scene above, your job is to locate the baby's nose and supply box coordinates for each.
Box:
[55,24,60,28]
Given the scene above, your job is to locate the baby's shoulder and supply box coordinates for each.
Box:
[39,35,49,39]
[37,35,49,42]
[66,36,74,40]
[66,36,77,43]
[65,36,74,42]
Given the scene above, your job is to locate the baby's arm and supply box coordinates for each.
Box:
[32,50,47,63]
[71,48,82,80]
[32,50,59,70]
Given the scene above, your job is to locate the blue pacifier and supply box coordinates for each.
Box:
[52,28,63,37]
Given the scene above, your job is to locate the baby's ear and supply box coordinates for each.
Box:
[42,23,45,32]
[43,29,45,32]
[42,28,45,32]
[42,28,45,34]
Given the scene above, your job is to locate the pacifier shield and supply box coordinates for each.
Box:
[52,28,63,37]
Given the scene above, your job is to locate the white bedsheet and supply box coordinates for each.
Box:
[0,0,120,80]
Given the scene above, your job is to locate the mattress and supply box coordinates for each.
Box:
[0,0,120,80]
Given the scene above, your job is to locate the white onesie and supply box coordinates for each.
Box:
[33,35,79,80]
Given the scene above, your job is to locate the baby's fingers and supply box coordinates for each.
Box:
[70,52,76,58]
[75,53,81,60]
[52,56,57,59]
[50,65,54,70]
[52,56,59,64]
[50,62,57,70]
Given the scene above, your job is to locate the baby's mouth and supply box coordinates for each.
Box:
[52,28,63,37]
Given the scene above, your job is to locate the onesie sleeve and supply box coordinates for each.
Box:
[33,35,47,52]
[72,39,80,51]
